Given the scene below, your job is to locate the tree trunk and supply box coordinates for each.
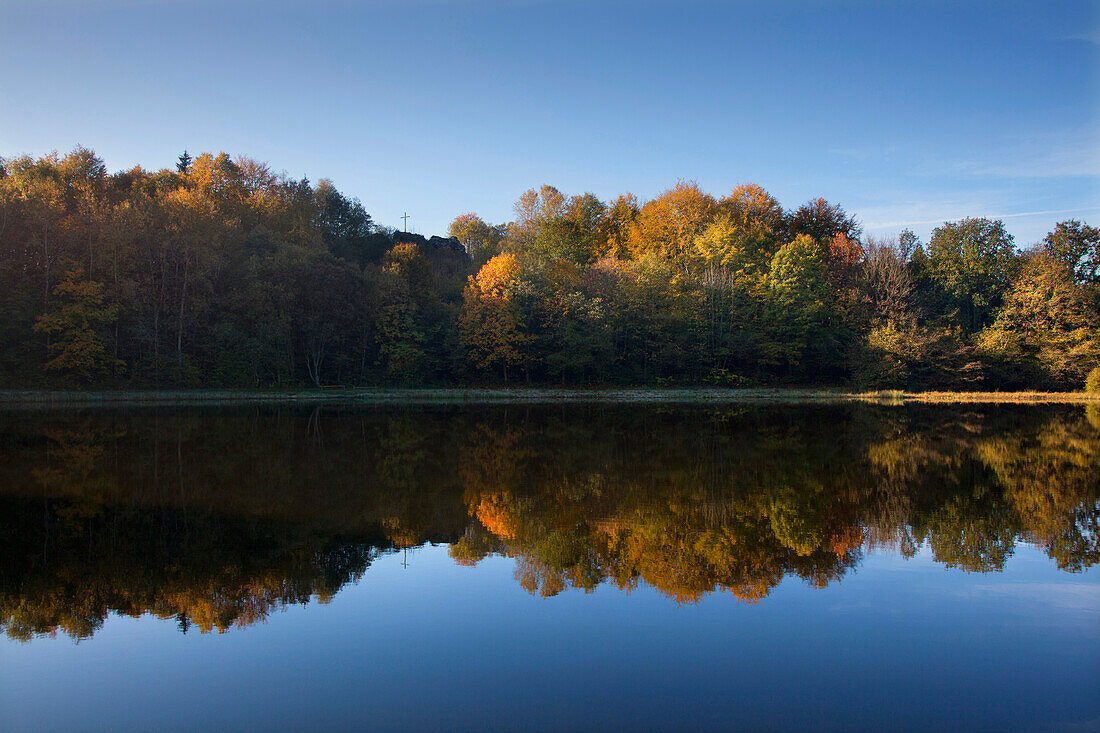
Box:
[153,306,160,388]
[177,267,188,374]
[307,340,325,387]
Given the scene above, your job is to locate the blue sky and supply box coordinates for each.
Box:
[1,0,1096,244]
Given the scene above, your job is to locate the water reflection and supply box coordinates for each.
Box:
[1,404,1096,640]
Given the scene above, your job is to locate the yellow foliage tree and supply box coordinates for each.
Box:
[695,183,785,275]
[627,181,716,266]
[460,254,528,381]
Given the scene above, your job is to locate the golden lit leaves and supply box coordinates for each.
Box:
[474,253,523,299]
[627,181,716,264]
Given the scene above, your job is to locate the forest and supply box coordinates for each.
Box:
[1,147,1098,390]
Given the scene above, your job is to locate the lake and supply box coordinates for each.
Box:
[1,403,1097,731]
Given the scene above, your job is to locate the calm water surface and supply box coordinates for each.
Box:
[0,404,1097,731]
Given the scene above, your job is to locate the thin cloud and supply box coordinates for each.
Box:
[965,145,1100,179]
[863,205,1100,231]
[1064,27,1100,45]
[943,127,1100,180]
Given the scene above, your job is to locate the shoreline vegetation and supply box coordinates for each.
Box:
[2,148,1097,393]
[1,387,1098,407]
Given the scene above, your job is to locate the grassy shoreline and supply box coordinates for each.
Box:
[0,387,1097,408]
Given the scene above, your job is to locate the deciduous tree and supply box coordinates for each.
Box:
[926,217,1020,332]
[33,269,122,382]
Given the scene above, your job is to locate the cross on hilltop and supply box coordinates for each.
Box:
[401,212,410,232]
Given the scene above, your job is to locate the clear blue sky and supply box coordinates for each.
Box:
[1,0,1096,245]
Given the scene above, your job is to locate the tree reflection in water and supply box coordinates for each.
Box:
[0,404,1096,640]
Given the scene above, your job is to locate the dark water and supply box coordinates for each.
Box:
[0,403,1097,732]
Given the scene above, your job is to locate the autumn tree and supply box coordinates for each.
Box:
[603,194,640,259]
[508,185,567,254]
[459,253,527,381]
[555,192,608,266]
[695,184,785,277]
[978,252,1098,386]
[33,269,122,382]
[862,235,915,326]
[161,186,224,380]
[449,213,505,268]
[627,181,716,267]
[504,187,611,267]
[785,197,861,243]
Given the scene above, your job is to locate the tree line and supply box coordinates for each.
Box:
[2,147,1097,389]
